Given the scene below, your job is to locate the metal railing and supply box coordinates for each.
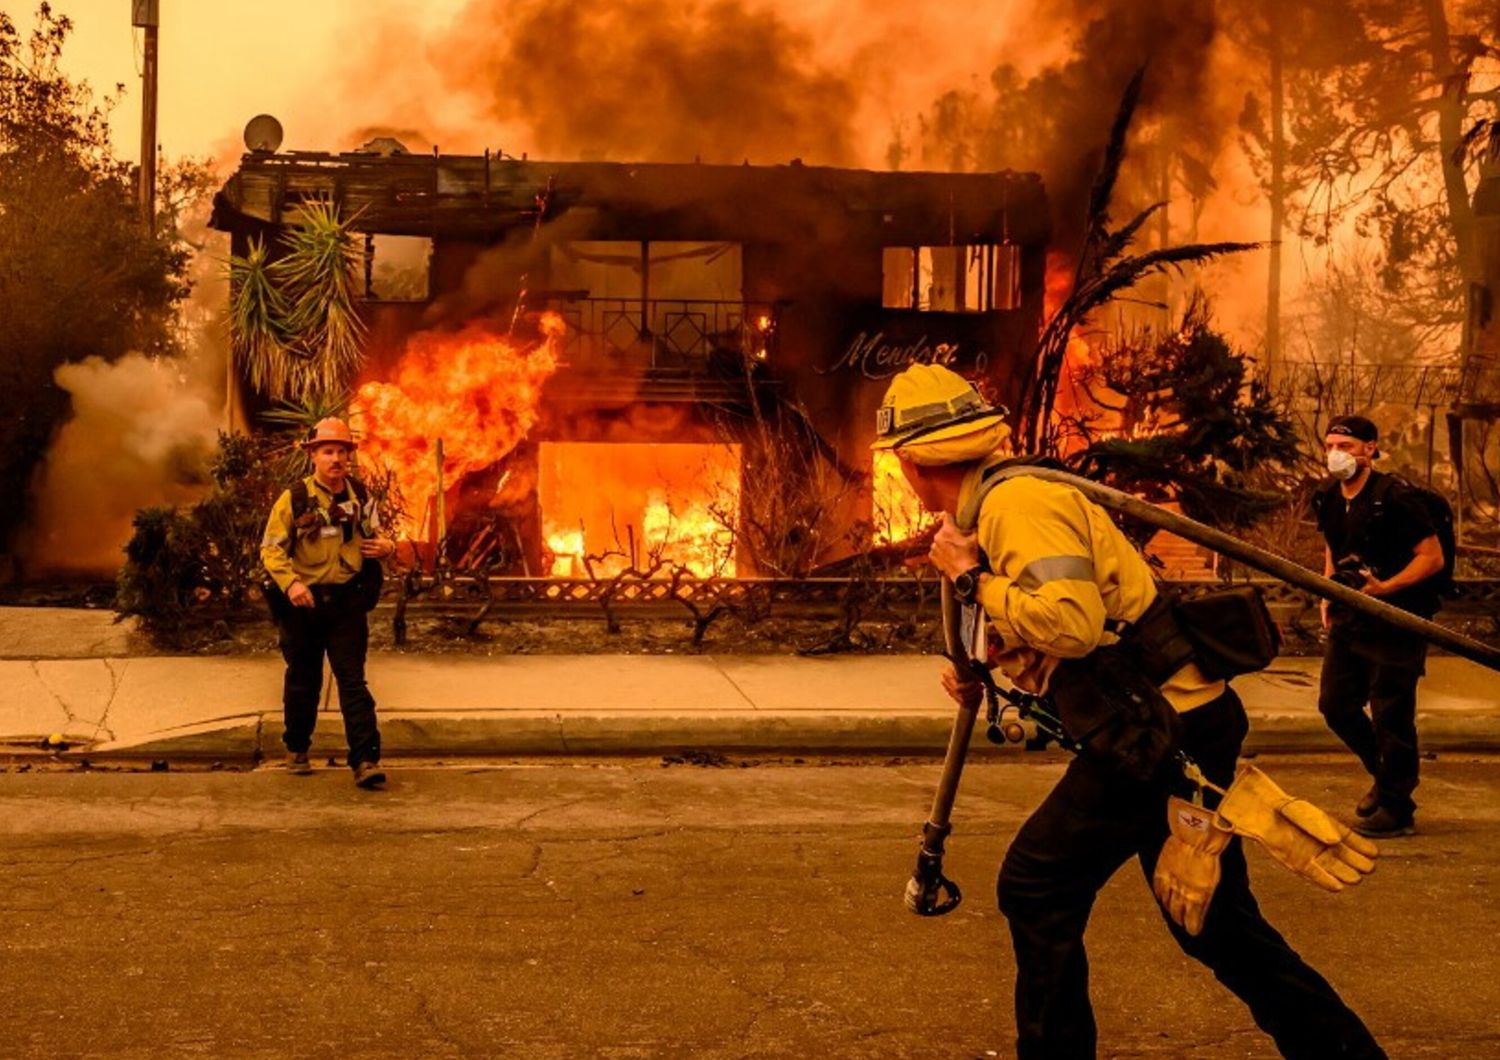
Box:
[1459,358,1500,405]
[544,298,777,370]
[390,574,1500,618]
[1273,361,1464,408]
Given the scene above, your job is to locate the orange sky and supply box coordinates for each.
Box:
[34,0,1032,170]
[35,0,476,165]
[25,0,1288,345]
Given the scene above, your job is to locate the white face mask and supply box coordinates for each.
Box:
[1326,449,1359,481]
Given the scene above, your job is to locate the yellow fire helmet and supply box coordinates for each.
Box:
[871,363,1010,465]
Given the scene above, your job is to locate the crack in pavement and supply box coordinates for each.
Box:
[24,659,121,747]
[28,659,80,729]
[511,795,594,829]
[91,659,123,744]
[707,657,760,710]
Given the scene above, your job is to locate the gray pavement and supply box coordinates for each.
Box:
[0,606,1495,759]
[0,650,1496,760]
[0,757,1496,1058]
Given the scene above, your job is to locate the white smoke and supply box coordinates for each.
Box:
[20,355,221,576]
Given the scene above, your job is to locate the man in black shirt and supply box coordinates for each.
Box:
[1314,415,1445,838]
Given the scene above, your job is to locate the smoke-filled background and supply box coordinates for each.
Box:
[13,0,1496,574]
[19,355,219,573]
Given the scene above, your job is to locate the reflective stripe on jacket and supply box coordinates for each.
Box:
[961,458,1224,712]
[260,476,379,592]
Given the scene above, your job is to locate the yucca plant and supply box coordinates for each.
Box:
[272,198,367,399]
[228,236,293,396]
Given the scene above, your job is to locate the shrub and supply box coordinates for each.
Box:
[115,432,285,640]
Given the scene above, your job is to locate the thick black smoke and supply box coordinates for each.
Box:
[435,0,861,166]
[909,0,1226,246]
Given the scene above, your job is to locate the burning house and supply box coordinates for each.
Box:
[210,133,1049,577]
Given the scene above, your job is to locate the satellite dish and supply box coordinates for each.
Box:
[243,114,284,153]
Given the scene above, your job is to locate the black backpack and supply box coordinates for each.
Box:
[1369,474,1457,596]
[288,475,369,522]
[261,477,384,617]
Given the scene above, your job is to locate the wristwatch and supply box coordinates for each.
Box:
[952,564,986,605]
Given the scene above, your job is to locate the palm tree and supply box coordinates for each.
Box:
[1019,68,1260,453]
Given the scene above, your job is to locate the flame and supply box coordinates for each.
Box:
[1041,251,1101,456]
[540,442,740,578]
[544,527,587,577]
[872,450,935,545]
[352,314,565,537]
[642,491,737,577]
[1044,250,1074,322]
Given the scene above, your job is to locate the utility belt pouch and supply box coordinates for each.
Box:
[1048,646,1183,783]
[259,578,291,626]
[1122,592,1198,684]
[353,558,385,612]
[1172,586,1281,680]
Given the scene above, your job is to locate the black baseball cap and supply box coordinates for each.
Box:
[1327,415,1379,454]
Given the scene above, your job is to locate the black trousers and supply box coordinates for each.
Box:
[1318,625,1424,820]
[277,586,381,769]
[996,691,1384,1060]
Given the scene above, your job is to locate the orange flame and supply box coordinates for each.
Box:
[540,442,740,578]
[1041,251,1100,456]
[871,451,935,545]
[353,315,565,537]
[545,495,737,578]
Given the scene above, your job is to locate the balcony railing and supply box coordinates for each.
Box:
[543,297,778,371]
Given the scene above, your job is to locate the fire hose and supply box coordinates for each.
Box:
[905,466,1500,917]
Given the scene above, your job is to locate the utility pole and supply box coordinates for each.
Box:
[132,0,160,231]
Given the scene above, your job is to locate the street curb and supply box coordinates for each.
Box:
[20,709,1500,762]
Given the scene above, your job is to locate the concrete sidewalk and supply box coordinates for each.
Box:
[1,649,1495,760]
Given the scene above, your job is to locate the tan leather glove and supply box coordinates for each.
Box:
[1213,765,1379,892]
[1153,796,1234,936]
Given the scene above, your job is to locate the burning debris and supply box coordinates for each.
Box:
[211,151,1051,579]
[353,316,565,544]
[539,442,740,578]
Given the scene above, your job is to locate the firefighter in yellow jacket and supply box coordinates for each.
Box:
[262,417,396,789]
[875,364,1384,1059]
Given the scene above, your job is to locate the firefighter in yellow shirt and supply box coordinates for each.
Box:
[874,365,1383,1060]
[262,417,396,790]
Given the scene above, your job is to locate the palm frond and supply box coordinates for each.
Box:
[1083,66,1147,251]
[1065,242,1261,324]
[227,237,292,395]
[261,390,354,431]
[1018,60,1261,451]
[1096,201,1166,265]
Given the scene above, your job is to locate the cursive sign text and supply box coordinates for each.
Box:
[821,331,980,380]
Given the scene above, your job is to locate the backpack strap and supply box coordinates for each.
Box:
[290,479,311,521]
[292,477,367,516]
[1309,476,1340,521]
[955,456,1067,533]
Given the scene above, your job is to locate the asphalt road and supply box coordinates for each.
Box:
[1,755,1497,1059]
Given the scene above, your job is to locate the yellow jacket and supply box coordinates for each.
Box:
[261,476,380,592]
[962,458,1224,712]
